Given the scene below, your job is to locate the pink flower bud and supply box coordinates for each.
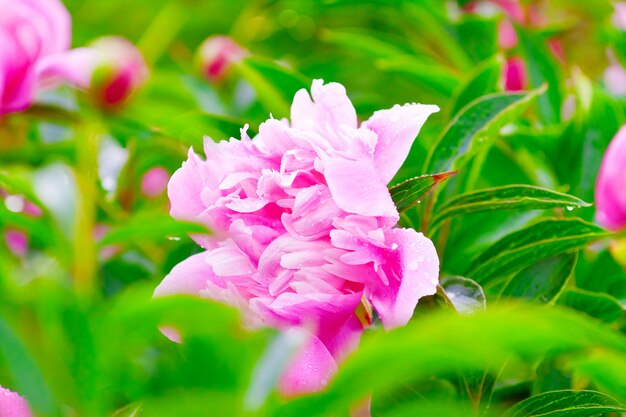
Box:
[38,36,148,108]
[604,62,626,96]
[4,229,28,257]
[503,56,527,91]
[88,37,148,107]
[498,19,518,50]
[595,126,626,231]
[141,167,169,197]
[197,35,247,82]
[0,386,33,417]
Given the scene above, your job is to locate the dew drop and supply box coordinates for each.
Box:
[391,243,398,250]
[566,206,574,211]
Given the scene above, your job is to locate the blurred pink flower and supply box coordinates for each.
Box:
[0,386,33,417]
[612,2,626,30]
[4,229,28,257]
[0,0,70,115]
[498,19,518,50]
[141,167,169,197]
[197,35,247,82]
[503,56,527,91]
[596,126,626,231]
[604,61,626,96]
[155,80,440,395]
[41,36,148,107]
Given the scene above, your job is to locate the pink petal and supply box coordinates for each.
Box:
[204,243,255,277]
[291,79,357,132]
[363,103,440,184]
[595,126,626,231]
[36,47,101,90]
[153,252,215,297]
[168,149,215,222]
[0,386,33,417]
[278,333,338,396]
[366,228,439,329]
[324,158,398,218]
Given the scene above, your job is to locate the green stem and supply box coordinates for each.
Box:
[137,1,188,66]
[73,121,99,298]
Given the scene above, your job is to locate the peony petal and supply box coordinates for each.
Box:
[366,228,439,329]
[204,243,255,277]
[324,158,398,218]
[595,126,626,230]
[35,47,101,90]
[168,148,215,222]
[363,103,440,184]
[0,385,33,417]
[153,252,215,297]
[291,79,357,132]
[278,333,338,396]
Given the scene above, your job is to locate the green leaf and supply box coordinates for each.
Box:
[517,27,564,125]
[424,87,544,174]
[499,252,576,302]
[320,28,415,59]
[557,289,624,324]
[234,56,309,118]
[0,317,55,414]
[430,185,590,232]
[274,305,626,417]
[572,87,625,202]
[450,55,504,117]
[98,211,209,246]
[376,56,460,96]
[467,219,608,285]
[504,390,626,417]
[389,171,456,212]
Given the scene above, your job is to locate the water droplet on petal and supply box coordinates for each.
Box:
[391,242,398,250]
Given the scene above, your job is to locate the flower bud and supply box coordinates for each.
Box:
[503,56,527,91]
[197,35,247,82]
[595,126,626,231]
[141,167,169,197]
[88,37,148,107]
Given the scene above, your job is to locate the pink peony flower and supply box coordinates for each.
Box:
[0,386,33,417]
[596,126,626,231]
[0,0,71,115]
[155,80,440,394]
[197,35,247,82]
[40,36,148,107]
[141,167,169,197]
